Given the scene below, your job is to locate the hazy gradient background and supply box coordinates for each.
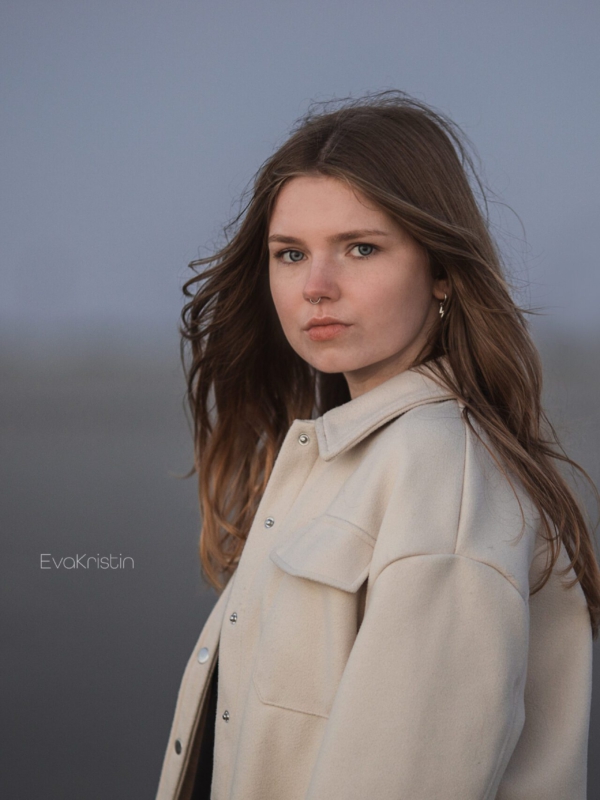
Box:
[1,1,599,797]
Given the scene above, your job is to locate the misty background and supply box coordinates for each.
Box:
[1,1,599,797]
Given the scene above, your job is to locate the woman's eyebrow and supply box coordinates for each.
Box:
[267,228,392,245]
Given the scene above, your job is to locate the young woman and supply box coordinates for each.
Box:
[156,90,599,800]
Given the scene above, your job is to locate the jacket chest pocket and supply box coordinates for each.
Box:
[252,514,374,718]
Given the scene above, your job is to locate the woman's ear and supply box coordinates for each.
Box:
[433,276,450,300]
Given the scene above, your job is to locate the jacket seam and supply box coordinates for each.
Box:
[320,415,330,452]
[375,552,527,604]
[451,409,468,554]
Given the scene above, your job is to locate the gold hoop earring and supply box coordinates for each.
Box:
[439,293,448,319]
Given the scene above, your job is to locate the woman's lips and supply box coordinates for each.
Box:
[306,323,350,342]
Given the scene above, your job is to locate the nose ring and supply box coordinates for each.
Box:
[309,297,322,304]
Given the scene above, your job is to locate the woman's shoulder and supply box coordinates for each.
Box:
[368,396,540,598]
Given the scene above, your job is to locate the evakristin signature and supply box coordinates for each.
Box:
[40,554,134,569]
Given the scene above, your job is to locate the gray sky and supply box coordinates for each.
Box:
[2,0,599,350]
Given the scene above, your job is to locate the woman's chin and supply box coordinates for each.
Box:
[308,355,370,376]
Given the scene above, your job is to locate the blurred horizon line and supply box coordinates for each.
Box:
[1,314,599,379]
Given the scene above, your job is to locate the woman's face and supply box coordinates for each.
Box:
[268,174,449,399]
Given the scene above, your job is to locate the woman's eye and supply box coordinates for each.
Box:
[352,243,378,258]
[274,244,378,262]
[277,249,304,263]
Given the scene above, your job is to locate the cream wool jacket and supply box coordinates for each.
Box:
[156,358,593,800]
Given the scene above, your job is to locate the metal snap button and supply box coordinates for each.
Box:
[197,646,210,663]
[175,739,182,754]
[229,611,238,623]
[298,433,310,446]
[264,517,275,528]
[222,710,230,722]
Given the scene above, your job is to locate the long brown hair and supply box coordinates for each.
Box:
[179,89,600,637]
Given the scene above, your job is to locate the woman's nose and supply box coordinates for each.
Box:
[302,258,341,303]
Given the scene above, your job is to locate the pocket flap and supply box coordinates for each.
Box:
[269,514,374,593]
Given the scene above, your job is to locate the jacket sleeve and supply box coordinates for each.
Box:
[305,551,529,800]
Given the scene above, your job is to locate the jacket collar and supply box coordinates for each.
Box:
[314,356,458,461]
